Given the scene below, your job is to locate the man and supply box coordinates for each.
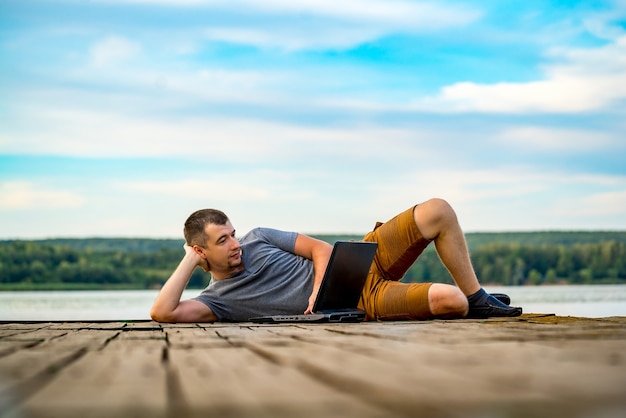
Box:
[150,198,522,323]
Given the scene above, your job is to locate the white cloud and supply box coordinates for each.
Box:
[362,167,626,232]
[418,35,626,113]
[372,167,550,208]
[201,27,357,51]
[578,189,626,216]
[95,0,480,51]
[496,126,618,152]
[542,186,626,230]
[99,0,479,26]
[582,2,626,40]
[118,179,274,200]
[90,35,141,67]
[200,2,480,51]
[0,181,85,210]
[2,168,625,238]
[0,101,430,162]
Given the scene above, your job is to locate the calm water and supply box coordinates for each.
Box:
[1,285,625,321]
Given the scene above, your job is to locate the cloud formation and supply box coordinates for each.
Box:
[420,35,626,113]
[90,35,141,67]
[1,0,625,238]
[0,182,85,210]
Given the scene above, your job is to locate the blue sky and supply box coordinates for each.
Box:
[1,0,626,239]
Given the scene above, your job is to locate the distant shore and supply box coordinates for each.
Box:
[2,232,626,291]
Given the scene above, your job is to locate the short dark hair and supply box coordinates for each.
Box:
[184,209,230,247]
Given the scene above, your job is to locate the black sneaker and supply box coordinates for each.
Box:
[467,295,522,318]
[491,293,511,305]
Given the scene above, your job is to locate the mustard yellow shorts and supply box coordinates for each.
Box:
[358,206,434,321]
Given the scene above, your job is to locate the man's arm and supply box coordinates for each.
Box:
[293,234,333,314]
[150,245,218,323]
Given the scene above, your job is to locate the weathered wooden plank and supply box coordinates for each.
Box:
[0,328,114,359]
[0,329,40,339]
[3,329,69,340]
[12,338,168,418]
[231,318,626,417]
[323,331,626,403]
[240,333,493,417]
[498,339,626,399]
[0,326,122,416]
[0,323,53,331]
[0,329,71,363]
[165,327,232,348]
[0,317,624,418]
[166,345,390,418]
[0,346,84,393]
[0,345,87,415]
[319,316,626,345]
[0,339,43,357]
[0,325,45,336]
[116,328,166,341]
[0,332,47,354]
[42,329,119,351]
[49,322,128,330]
[123,321,163,330]
[160,322,205,329]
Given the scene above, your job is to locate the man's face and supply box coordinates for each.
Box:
[197,221,243,274]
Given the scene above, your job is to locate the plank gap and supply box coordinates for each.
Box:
[0,346,89,415]
[97,331,121,351]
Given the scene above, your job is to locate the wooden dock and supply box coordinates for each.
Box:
[1,314,625,418]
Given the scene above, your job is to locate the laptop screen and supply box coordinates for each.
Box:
[313,241,378,312]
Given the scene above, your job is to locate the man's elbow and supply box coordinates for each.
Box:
[150,300,217,323]
[150,310,162,322]
[150,309,164,322]
[150,305,172,323]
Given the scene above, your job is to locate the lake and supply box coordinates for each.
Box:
[1,285,625,321]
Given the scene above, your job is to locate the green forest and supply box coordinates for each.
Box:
[1,231,626,290]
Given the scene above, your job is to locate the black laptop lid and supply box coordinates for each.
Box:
[312,241,378,312]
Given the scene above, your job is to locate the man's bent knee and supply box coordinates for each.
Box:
[428,284,468,318]
[414,198,458,241]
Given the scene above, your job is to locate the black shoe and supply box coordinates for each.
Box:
[491,293,511,305]
[467,295,522,318]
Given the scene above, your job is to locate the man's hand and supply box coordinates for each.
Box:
[293,234,332,315]
[304,283,321,314]
[183,244,209,272]
[150,243,217,323]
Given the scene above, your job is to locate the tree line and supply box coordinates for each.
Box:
[1,232,625,290]
[407,241,626,286]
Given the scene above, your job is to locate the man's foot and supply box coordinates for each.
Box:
[466,289,522,318]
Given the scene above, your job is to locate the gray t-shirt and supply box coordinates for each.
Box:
[193,227,314,321]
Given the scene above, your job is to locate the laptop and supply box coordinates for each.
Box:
[249,240,378,323]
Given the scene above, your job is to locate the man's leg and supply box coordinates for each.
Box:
[360,203,469,320]
[414,199,481,295]
[414,198,522,318]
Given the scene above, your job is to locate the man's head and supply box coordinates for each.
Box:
[184,209,243,278]
[184,208,230,247]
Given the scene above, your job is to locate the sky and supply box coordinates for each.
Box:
[1,0,626,239]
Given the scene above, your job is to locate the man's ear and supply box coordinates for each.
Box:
[192,245,206,259]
